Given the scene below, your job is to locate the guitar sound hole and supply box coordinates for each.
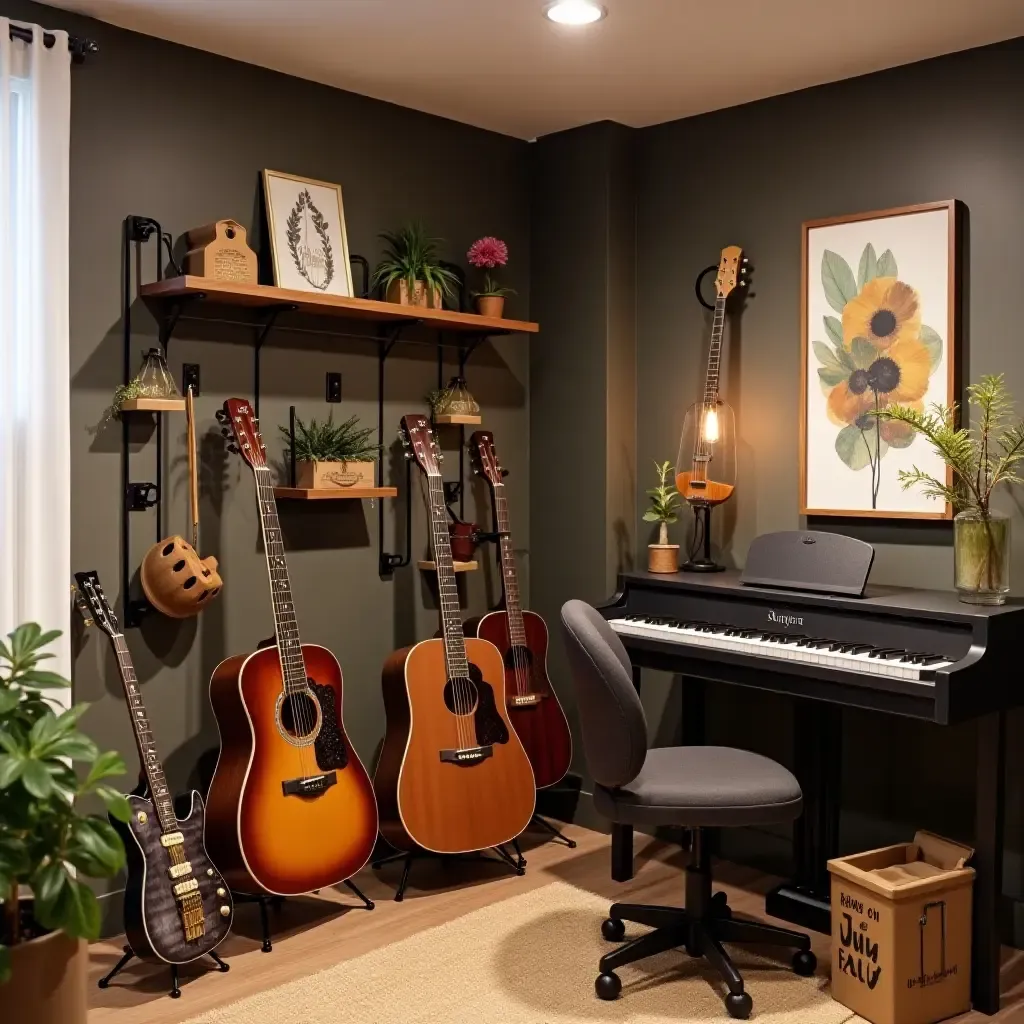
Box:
[280,692,318,738]
[443,678,479,716]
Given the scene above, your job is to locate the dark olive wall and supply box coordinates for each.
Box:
[633,37,1024,917]
[5,0,531,904]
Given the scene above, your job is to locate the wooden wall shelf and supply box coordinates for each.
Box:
[274,487,398,501]
[119,398,186,413]
[417,560,478,573]
[433,414,482,425]
[140,276,540,336]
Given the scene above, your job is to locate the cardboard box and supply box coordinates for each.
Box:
[828,832,974,1024]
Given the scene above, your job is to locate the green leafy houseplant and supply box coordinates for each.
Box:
[372,223,460,307]
[280,413,380,463]
[0,624,129,983]
[877,373,1024,603]
[643,460,680,547]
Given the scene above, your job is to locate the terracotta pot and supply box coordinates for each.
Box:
[475,295,505,318]
[294,460,375,490]
[386,279,442,309]
[648,544,680,574]
[0,930,87,1024]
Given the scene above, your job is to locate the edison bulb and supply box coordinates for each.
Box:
[702,407,720,444]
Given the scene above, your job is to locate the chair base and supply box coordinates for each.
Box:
[596,831,815,1020]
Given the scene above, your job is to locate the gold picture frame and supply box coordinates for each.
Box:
[262,169,354,297]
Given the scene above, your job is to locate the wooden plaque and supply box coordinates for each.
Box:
[184,220,258,283]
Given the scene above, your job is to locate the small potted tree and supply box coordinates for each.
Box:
[372,223,460,309]
[467,236,515,318]
[0,624,129,1024]
[281,412,381,490]
[644,460,681,573]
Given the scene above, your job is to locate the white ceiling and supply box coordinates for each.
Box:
[52,0,1024,139]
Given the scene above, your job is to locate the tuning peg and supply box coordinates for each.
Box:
[438,452,445,462]
[742,257,749,264]
[227,443,240,455]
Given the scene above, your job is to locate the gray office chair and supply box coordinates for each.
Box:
[561,599,816,1021]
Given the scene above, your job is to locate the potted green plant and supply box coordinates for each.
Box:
[467,236,516,318]
[878,373,1024,605]
[643,460,681,573]
[372,223,460,310]
[281,412,381,490]
[0,624,129,1024]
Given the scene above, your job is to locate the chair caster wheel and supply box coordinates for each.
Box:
[725,991,752,1019]
[792,949,817,976]
[601,917,625,941]
[595,972,621,1000]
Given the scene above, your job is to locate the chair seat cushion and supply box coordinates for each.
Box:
[593,746,802,828]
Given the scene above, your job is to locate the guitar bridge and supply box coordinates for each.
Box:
[509,694,542,707]
[282,772,337,797]
[440,746,493,766]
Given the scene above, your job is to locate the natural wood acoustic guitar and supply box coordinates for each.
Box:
[467,430,572,790]
[374,414,536,854]
[204,399,378,895]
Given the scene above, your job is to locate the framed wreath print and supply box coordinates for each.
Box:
[262,169,354,296]
[800,199,961,519]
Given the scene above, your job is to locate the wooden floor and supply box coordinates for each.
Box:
[88,824,1024,1023]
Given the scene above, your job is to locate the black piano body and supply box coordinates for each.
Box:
[597,569,1024,1015]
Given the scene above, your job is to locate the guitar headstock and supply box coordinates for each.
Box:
[73,571,119,639]
[469,431,502,487]
[714,245,749,299]
[400,414,443,478]
[221,398,267,471]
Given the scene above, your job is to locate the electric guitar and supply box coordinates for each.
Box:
[468,431,572,790]
[204,399,378,895]
[675,245,747,505]
[73,571,232,964]
[374,414,536,854]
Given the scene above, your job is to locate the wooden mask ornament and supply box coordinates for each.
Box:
[141,388,223,617]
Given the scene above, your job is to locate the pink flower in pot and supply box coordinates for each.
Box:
[467,236,515,317]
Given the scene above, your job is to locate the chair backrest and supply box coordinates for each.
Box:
[560,599,648,789]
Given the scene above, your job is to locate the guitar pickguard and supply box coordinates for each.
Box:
[310,679,348,772]
[469,662,510,746]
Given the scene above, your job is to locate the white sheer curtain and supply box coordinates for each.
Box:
[0,20,72,701]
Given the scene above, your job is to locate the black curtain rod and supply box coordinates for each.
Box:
[8,23,98,63]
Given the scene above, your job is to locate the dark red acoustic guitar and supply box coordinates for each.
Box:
[469,431,573,790]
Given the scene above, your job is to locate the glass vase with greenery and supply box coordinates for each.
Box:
[280,412,381,464]
[0,624,129,982]
[371,223,460,308]
[643,460,680,546]
[878,374,1024,605]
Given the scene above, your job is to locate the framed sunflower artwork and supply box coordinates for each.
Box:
[262,169,354,296]
[800,200,962,519]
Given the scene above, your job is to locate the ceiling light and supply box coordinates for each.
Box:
[545,1,607,26]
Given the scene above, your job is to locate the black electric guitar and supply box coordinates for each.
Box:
[74,571,233,966]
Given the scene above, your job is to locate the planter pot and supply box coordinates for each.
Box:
[0,930,87,1024]
[475,295,505,318]
[954,510,1010,605]
[648,544,680,574]
[386,279,442,309]
[295,460,375,490]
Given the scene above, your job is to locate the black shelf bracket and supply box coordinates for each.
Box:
[252,304,299,416]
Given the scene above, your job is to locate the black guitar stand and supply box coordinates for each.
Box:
[97,944,229,1000]
[372,844,525,902]
[231,879,375,953]
[682,503,725,573]
[529,814,577,849]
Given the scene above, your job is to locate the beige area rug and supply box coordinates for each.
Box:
[184,881,860,1023]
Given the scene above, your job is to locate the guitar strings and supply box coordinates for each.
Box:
[495,482,528,698]
[690,293,726,486]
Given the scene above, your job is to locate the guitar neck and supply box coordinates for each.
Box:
[492,483,526,645]
[254,466,307,693]
[425,473,470,678]
[110,634,177,833]
[703,295,727,404]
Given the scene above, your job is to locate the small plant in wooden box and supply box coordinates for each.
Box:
[372,223,460,309]
[644,460,681,573]
[280,413,380,490]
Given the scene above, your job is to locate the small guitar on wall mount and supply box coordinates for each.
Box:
[205,399,378,896]
[374,414,536,856]
[674,245,747,506]
[468,430,572,791]
[72,571,232,978]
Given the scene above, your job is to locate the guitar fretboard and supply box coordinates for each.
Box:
[703,295,726,406]
[254,466,308,693]
[426,473,470,679]
[493,483,526,646]
[111,635,176,833]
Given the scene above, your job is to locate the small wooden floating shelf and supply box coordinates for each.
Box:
[140,276,540,335]
[119,398,186,413]
[417,560,478,573]
[433,414,482,425]
[273,487,398,500]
